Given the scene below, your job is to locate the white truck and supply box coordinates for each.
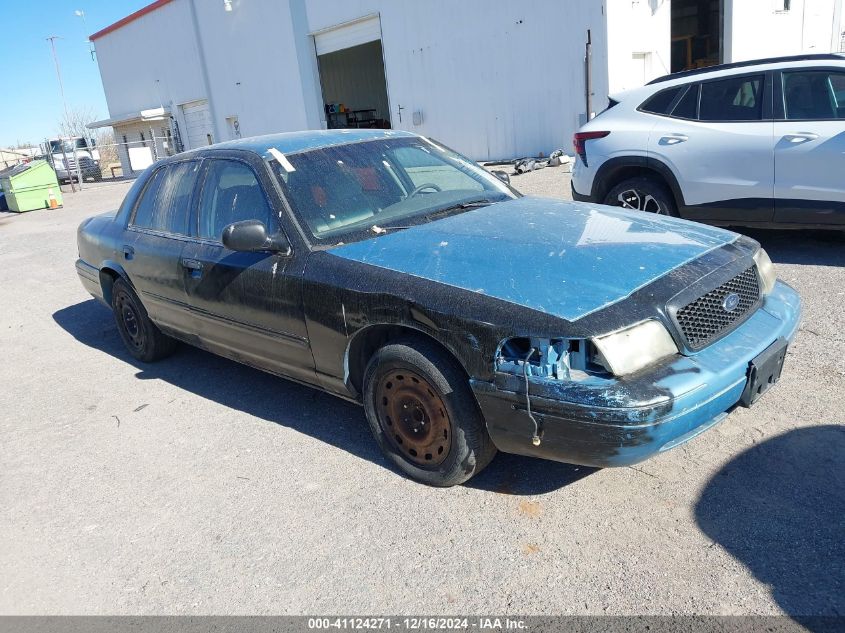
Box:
[44,137,102,182]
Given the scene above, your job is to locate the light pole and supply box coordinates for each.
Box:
[74,9,95,61]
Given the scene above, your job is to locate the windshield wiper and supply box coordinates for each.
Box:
[371,224,410,234]
[424,198,495,219]
[370,199,498,234]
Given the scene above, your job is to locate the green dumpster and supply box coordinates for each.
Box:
[0,160,63,212]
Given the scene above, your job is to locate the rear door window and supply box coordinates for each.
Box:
[130,161,200,235]
[783,70,845,120]
[197,160,276,241]
[699,75,764,121]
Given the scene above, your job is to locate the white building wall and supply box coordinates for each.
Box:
[190,0,324,143]
[724,0,845,62]
[93,0,206,117]
[606,0,672,95]
[93,0,616,160]
[304,0,609,160]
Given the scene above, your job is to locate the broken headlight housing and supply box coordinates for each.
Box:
[753,248,776,295]
[591,320,678,377]
[496,323,678,382]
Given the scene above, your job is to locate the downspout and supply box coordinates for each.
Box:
[187,0,222,144]
[585,29,593,120]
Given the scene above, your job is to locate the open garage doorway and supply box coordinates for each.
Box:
[314,16,391,130]
[671,0,724,72]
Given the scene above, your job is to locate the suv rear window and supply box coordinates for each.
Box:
[640,86,684,115]
[699,75,764,121]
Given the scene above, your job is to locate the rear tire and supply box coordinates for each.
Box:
[111,278,177,362]
[363,338,496,486]
[604,176,677,216]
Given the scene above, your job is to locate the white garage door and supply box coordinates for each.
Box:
[313,15,381,56]
[181,100,213,149]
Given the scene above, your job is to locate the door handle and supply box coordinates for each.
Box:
[659,134,688,145]
[122,245,134,260]
[783,133,819,143]
[181,258,204,271]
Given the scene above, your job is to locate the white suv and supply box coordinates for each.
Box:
[571,54,845,230]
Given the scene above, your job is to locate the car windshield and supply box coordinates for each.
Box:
[268,137,516,245]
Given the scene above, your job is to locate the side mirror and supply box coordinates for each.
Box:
[222,220,291,255]
[491,169,511,185]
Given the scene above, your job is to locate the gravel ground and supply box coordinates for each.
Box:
[1,174,843,617]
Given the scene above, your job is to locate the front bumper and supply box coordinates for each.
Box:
[57,166,100,180]
[472,280,802,468]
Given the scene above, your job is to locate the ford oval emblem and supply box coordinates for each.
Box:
[723,292,741,312]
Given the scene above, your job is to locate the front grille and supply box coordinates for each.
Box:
[675,266,761,350]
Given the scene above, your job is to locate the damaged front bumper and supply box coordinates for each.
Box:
[471,280,802,468]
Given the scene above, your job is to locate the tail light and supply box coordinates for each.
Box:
[573,131,610,167]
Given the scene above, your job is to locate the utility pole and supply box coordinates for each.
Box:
[46,37,76,193]
[46,36,70,123]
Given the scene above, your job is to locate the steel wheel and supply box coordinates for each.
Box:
[110,278,177,362]
[115,291,145,352]
[375,368,452,467]
[616,188,665,214]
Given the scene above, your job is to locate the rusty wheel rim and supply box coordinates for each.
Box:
[375,369,452,467]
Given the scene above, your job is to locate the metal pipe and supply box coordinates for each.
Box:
[585,29,593,120]
[58,140,75,194]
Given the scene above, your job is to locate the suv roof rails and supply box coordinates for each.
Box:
[647,53,845,85]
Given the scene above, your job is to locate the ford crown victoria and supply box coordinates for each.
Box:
[76,130,801,486]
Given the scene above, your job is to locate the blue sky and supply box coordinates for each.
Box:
[0,0,149,148]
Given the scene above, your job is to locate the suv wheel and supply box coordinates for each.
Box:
[604,177,677,216]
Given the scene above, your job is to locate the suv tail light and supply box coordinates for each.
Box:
[573,131,610,167]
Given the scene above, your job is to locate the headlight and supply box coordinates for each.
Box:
[591,320,678,376]
[753,248,776,295]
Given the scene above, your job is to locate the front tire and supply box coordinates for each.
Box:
[363,338,496,486]
[604,176,677,216]
[111,278,177,362]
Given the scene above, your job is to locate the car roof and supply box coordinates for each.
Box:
[648,53,845,85]
[648,54,845,86]
[607,54,845,104]
[205,129,418,157]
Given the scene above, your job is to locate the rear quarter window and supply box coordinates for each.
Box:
[671,84,700,119]
[640,86,684,115]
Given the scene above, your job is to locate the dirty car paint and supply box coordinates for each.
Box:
[331,198,738,322]
[74,130,801,476]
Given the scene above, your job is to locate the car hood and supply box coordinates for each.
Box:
[329,197,738,322]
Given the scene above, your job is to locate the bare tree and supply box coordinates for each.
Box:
[56,105,117,166]
[56,105,99,140]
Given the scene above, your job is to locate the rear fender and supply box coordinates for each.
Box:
[98,260,131,305]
